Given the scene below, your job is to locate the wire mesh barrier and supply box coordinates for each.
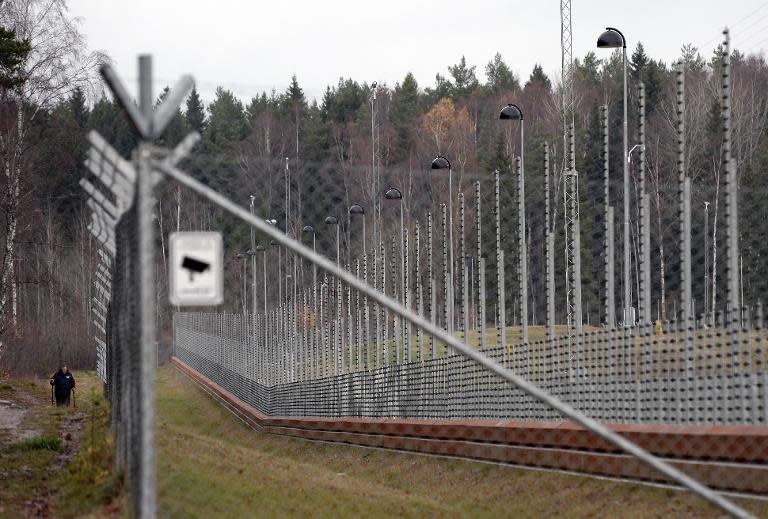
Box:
[174,311,768,425]
[81,36,768,518]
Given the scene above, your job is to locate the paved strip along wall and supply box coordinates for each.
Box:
[171,357,768,495]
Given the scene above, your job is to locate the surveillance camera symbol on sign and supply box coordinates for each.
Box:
[170,231,223,306]
[182,256,210,281]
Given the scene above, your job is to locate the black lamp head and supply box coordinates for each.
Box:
[384,187,402,200]
[324,215,338,225]
[235,253,245,259]
[255,244,265,252]
[499,103,523,121]
[431,155,451,170]
[349,203,365,215]
[246,248,256,256]
[265,218,277,225]
[597,27,625,49]
[270,239,279,247]
[302,225,315,233]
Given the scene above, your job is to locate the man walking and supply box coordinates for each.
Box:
[50,366,76,407]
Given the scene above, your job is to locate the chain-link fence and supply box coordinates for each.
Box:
[82,37,768,519]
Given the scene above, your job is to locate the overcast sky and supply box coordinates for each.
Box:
[68,0,768,104]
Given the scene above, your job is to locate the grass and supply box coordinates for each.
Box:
[0,371,122,518]
[155,365,768,518]
[14,436,64,452]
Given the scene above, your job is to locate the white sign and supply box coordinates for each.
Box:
[169,232,223,306]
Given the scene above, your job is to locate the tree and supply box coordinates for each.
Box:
[0,0,101,342]
[631,42,649,82]
[485,53,519,92]
[0,26,30,90]
[424,73,452,107]
[524,64,552,91]
[448,55,479,99]
[390,72,421,160]
[185,85,206,133]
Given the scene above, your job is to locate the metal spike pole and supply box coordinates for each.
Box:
[441,204,449,354]
[544,144,555,343]
[404,228,410,362]
[415,223,423,361]
[495,171,506,351]
[427,213,435,358]
[722,28,741,362]
[460,193,468,343]
[602,106,616,328]
[516,157,528,344]
[475,181,485,350]
[638,85,651,325]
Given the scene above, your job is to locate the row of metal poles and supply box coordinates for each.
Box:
[235,35,739,349]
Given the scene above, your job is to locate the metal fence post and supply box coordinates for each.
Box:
[136,55,156,519]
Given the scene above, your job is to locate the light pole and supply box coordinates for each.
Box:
[325,216,340,266]
[499,103,528,343]
[431,155,453,333]
[235,252,247,314]
[255,244,266,315]
[302,225,317,334]
[598,26,631,326]
[349,204,366,257]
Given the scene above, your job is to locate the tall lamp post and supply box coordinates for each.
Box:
[431,155,453,332]
[597,26,631,325]
[349,204,366,256]
[302,225,317,328]
[499,103,528,343]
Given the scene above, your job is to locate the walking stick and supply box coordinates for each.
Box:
[51,384,54,406]
[72,389,76,408]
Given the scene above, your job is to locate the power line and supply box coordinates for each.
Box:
[696,1,768,50]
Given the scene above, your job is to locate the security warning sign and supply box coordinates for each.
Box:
[169,232,223,306]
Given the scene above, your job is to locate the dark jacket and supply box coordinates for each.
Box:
[50,370,76,393]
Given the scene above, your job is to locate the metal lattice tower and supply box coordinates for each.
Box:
[561,0,582,332]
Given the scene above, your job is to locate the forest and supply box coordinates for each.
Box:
[2,0,768,374]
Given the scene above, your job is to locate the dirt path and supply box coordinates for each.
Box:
[0,399,31,442]
[0,379,88,519]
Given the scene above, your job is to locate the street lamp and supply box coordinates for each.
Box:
[325,215,340,266]
[597,26,631,326]
[431,155,454,332]
[254,244,266,314]
[499,103,528,343]
[349,204,366,256]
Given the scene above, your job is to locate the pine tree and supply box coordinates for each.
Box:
[0,26,31,91]
[185,85,206,133]
[484,53,519,92]
[631,42,649,82]
[524,64,552,91]
[390,72,421,159]
[448,55,479,99]
[68,87,88,129]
